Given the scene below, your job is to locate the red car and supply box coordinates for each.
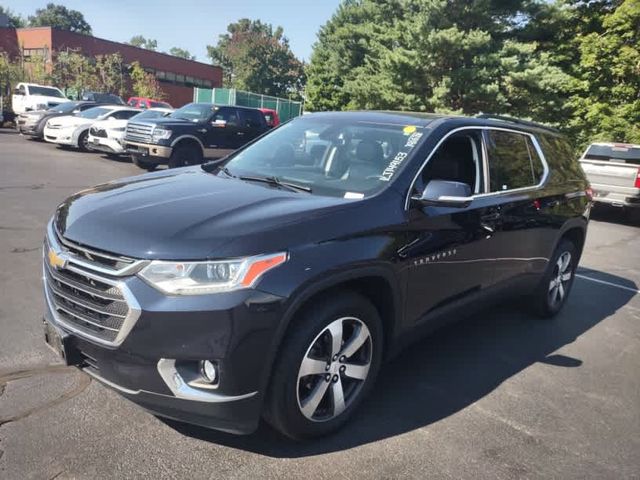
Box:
[259,108,280,128]
[127,97,172,109]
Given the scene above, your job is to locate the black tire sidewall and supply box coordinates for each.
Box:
[265,292,383,440]
[131,154,157,171]
[535,239,578,317]
[169,144,201,169]
[77,130,89,152]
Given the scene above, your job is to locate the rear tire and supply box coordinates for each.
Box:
[131,154,157,171]
[263,292,383,440]
[168,143,202,169]
[531,239,578,318]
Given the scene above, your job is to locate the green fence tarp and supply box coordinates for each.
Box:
[193,88,302,122]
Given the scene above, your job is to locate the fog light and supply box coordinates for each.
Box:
[200,360,217,383]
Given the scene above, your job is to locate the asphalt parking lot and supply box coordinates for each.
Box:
[1,129,639,479]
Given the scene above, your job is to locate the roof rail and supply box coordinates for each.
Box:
[476,113,560,133]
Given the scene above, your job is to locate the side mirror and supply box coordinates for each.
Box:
[13,88,24,96]
[412,180,473,208]
[212,119,227,128]
[72,109,81,114]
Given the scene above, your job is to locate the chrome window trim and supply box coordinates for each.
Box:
[404,126,550,210]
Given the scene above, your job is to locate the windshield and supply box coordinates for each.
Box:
[131,109,172,120]
[217,116,428,199]
[50,102,80,113]
[28,86,65,98]
[150,101,171,108]
[170,103,213,122]
[77,107,112,119]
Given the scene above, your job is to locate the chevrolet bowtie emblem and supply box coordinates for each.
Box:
[48,248,67,269]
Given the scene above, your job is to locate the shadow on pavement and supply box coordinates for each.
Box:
[590,204,640,227]
[162,269,637,457]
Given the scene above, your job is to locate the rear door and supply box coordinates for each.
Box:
[204,106,241,157]
[238,108,267,142]
[579,143,640,200]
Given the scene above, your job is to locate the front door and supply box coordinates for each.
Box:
[205,107,242,158]
[402,129,501,325]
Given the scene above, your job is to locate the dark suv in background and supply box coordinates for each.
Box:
[123,103,269,170]
[42,111,590,439]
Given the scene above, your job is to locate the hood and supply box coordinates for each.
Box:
[27,96,68,108]
[54,167,360,260]
[132,116,199,129]
[92,118,128,130]
[47,115,94,128]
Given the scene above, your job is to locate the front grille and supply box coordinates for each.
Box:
[44,258,129,342]
[125,122,154,143]
[43,229,143,345]
[90,127,107,138]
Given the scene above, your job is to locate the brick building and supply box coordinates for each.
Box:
[0,26,222,106]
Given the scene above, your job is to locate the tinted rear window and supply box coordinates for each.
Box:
[537,134,584,183]
[583,144,640,165]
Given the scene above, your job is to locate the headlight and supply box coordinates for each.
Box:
[138,252,287,295]
[151,127,172,142]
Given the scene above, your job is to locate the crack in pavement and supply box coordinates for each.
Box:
[10,247,40,254]
[0,365,91,428]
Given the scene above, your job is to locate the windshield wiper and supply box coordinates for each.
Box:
[238,175,312,193]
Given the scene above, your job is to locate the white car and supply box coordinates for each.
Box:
[44,106,140,151]
[12,82,69,114]
[88,107,173,156]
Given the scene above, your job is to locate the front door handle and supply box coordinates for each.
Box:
[197,128,207,133]
[236,132,246,136]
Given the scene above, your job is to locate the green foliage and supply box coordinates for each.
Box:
[50,50,95,98]
[567,0,640,147]
[94,53,125,97]
[207,19,305,99]
[28,3,92,34]
[128,36,158,51]
[306,0,639,148]
[169,47,195,60]
[129,61,165,99]
[0,6,25,27]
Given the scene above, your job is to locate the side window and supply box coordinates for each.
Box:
[418,131,483,194]
[212,107,239,127]
[485,130,543,192]
[128,99,137,107]
[537,134,581,184]
[111,110,138,120]
[241,109,265,129]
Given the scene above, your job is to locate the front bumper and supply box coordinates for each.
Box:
[88,135,126,155]
[42,231,286,434]
[125,140,172,160]
[44,128,75,146]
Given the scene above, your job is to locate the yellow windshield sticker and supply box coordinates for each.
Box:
[403,125,417,135]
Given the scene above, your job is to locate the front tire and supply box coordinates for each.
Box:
[264,292,383,440]
[131,154,157,171]
[168,143,202,168]
[531,239,578,318]
[77,130,90,152]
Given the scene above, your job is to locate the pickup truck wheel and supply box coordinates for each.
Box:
[531,239,577,318]
[131,155,157,171]
[169,144,202,168]
[263,292,383,440]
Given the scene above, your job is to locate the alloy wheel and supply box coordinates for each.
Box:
[548,251,572,308]
[296,316,372,422]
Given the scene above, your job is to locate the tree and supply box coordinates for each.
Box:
[50,50,96,98]
[0,6,25,27]
[566,0,640,146]
[305,0,570,120]
[95,53,125,96]
[128,35,158,51]
[207,19,305,99]
[169,47,195,60]
[129,61,164,99]
[28,3,92,35]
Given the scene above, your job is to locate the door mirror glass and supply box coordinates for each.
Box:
[413,180,472,208]
[14,87,24,96]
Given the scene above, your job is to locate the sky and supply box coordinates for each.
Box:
[2,0,342,62]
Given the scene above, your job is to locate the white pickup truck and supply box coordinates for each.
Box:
[12,82,69,114]
[579,142,640,216]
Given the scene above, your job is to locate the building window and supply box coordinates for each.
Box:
[176,74,185,83]
[23,48,48,60]
[165,72,176,81]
